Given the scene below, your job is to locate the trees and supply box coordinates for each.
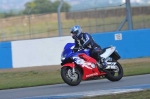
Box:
[0,10,22,18]
[23,0,71,14]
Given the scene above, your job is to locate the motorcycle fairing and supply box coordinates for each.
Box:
[75,53,106,80]
[62,63,75,68]
[100,46,116,59]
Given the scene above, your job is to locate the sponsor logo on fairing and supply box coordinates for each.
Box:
[73,57,96,69]
[86,72,98,77]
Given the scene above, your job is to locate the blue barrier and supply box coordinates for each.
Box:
[92,29,150,59]
[0,29,150,69]
[0,42,12,69]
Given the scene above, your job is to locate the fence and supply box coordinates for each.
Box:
[0,5,150,42]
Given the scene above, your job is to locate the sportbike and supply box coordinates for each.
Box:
[60,43,123,86]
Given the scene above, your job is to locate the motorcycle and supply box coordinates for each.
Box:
[60,43,123,86]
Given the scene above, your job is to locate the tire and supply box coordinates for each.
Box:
[61,67,82,86]
[105,62,123,81]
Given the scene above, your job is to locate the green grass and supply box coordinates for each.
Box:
[0,60,150,90]
[123,62,150,76]
[0,69,62,89]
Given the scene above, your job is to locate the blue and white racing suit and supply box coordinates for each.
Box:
[73,32,102,62]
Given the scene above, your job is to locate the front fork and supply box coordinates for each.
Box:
[72,67,75,73]
[62,63,76,74]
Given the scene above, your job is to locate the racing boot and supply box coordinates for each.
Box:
[96,61,102,69]
[96,56,105,69]
[101,57,107,69]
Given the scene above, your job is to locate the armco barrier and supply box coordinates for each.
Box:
[0,29,150,69]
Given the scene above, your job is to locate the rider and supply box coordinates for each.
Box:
[70,25,107,69]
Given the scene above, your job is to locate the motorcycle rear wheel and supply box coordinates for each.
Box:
[105,62,123,81]
[61,67,82,86]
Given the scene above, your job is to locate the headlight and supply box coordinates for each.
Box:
[61,52,66,61]
[61,56,65,61]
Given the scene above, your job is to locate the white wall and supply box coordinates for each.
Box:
[12,36,74,68]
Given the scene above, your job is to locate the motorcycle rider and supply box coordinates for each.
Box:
[70,25,107,69]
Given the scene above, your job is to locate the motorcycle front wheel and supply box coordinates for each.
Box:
[61,67,82,86]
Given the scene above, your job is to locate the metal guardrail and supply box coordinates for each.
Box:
[0,1,150,41]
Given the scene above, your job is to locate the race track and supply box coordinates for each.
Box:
[0,74,150,99]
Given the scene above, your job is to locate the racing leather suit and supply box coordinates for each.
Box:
[73,32,102,62]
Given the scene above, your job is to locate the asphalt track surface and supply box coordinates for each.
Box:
[0,74,150,99]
